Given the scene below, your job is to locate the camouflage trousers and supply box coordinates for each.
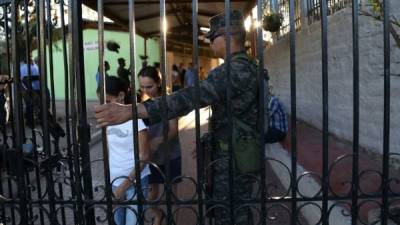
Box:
[211,150,254,225]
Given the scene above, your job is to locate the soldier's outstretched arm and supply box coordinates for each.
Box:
[142,68,226,125]
[95,68,225,128]
[94,102,147,128]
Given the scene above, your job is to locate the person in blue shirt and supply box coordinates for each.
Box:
[20,55,50,128]
[95,61,110,86]
[20,55,64,139]
[20,59,40,90]
[265,92,288,143]
[184,62,195,88]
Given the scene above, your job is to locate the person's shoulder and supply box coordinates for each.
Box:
[207,64,224,78]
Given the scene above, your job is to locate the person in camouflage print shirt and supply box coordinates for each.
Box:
[95,10,260,225]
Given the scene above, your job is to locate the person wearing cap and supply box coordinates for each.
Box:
[95,10,261,224]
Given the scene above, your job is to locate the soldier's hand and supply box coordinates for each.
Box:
[94,102,132,128]
[0,75,10,90]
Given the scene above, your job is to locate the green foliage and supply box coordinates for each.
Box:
[263,13,283,33]
[362,0,400,48]
[368,0,383,16]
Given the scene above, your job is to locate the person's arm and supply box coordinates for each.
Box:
[0,75,10,91]
[95,61,255,128]
[95,67,225,128]
[94,103,147,128]
[149,118,179,153]
[113,128,151,200]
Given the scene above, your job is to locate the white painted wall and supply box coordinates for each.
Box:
[265,4,400,155]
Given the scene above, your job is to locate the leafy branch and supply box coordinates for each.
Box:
[360,0,400,48]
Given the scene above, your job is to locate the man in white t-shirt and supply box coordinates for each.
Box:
[107,118,150,225]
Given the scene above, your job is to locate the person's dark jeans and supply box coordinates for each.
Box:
[24,88,65,139]
[24,88,51,128]
[265,127,287,143]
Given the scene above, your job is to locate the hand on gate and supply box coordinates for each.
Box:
[94,102,132,128]
[113,185,125,201]
[0,75,10,91]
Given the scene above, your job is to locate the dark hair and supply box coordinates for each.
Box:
[138,66,161,85]
[117,58,125,64]
[96,76,127,97]
[137,66,162,101]
[153,62,160,69]
[98,61,110,71]
[172,64,178,71]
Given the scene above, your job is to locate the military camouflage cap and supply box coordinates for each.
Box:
[205,10,245,39]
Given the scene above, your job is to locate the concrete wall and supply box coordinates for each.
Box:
[265,3,400,155]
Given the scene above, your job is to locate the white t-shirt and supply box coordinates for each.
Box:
[107,119,150,187]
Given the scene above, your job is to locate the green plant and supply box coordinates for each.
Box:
[361,0,400,48]
[263,12,283,33]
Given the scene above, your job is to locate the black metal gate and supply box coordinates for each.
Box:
[0,0,396,224]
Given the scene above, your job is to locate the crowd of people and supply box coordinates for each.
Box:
[171,62,207,92]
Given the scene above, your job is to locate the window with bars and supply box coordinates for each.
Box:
[277,0,302,35]
[307,0,352,24]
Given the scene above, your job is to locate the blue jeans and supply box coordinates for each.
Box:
[112,177,149,225]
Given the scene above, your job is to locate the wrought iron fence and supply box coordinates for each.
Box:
[307,0,352,24]
[277,0,302,36]
[0,0,396,225]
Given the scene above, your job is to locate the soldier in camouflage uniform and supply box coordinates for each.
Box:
[95,10,260,225]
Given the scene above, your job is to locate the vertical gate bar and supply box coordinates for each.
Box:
[68,1,85,223]
[0,162,3,223]
[3,5,17,225]
[128,1,145,224]
[46,0,66,221]
[223,0,234,224]
[4,4,14,141]
[256,1,267,225]
[191,0,204,224]
[97,0,113,224]
[10,1,28,224]
[319,0,329,223]
[38,0,52,156]
[45,0,56,117]
[21,1,34,215]
[0,5,9,224]
[23,0,34,137]
[159,0,172,224]
[39,0,58,223]
[31,2,47,224]
[71,1,96,224]
[306,0,310,24]
[59,1,78,223]
[288,0,298,223]
[22,1,35,223]
[381,0,390,223]
[351,0,359,223]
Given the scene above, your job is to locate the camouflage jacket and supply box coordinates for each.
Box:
[143,51,259,143]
